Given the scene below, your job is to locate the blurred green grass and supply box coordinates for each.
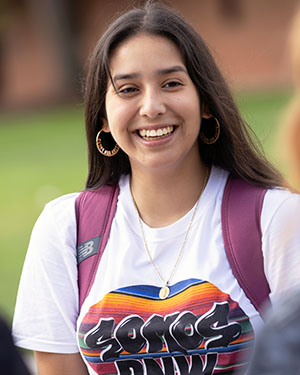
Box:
[0,105,87,320]
[0,90,292,321]
[236,89,292,165]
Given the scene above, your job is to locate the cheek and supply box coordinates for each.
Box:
[182,98,201,124]
[105,105,121,132]
[176,90,200,112]
[106,100,134,130]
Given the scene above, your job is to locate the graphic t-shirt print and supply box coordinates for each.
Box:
[78,279,254,375]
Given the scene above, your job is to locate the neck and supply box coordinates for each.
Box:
[130,159,209,228]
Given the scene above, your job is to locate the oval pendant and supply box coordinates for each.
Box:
[159,285,170,299]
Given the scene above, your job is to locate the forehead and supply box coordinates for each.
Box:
[109,33,185,73]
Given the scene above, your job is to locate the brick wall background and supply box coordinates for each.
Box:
[1,0,299,109]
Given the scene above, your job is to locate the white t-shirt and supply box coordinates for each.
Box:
[12,166,300,374]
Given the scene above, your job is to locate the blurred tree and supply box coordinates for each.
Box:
[27,0,81,101]
[0,0,11,104]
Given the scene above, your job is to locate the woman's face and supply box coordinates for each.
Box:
[103,33,206,175]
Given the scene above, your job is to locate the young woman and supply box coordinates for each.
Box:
[12,2,300,374]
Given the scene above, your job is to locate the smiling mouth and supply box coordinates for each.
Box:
[137,126,175,140]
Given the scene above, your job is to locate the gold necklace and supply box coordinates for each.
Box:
[131,168,209,300]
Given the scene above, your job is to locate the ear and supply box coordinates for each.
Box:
[102,118,110,133]
[201,103,211,119]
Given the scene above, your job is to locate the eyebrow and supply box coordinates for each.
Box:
[112,65,187,82]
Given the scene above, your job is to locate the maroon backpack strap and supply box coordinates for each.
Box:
[75,184,119,310]
[221,175,271,315]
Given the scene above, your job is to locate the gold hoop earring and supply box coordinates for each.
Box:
[199,116,221,145]
[96,129,120,157]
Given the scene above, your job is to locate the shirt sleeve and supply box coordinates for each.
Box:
[12,193,80,353]
[262,188,300,302]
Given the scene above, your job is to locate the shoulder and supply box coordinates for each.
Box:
[262,187,300,233]
[44,192,79,212]
[261,187,300,297]
[31,192,80,249]
[40,192,79,224]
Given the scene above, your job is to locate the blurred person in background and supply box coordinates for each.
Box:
[246,6,300,373]
[0,315,31,374]
[278,4,300,191]
[246,289,300,375]
[11,1,300,374]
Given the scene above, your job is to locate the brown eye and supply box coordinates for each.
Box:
[163,81,182,89]
[117,87,139,97]
[120,87,137,93]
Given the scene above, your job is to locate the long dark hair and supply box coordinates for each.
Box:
[84,1,283,189]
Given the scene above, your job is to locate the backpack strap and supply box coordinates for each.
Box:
[221,175,271,315]
[75,184,119,310]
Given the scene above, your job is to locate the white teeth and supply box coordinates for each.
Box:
[138,126,174,139]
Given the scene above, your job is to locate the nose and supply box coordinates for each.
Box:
[139,88,166,119]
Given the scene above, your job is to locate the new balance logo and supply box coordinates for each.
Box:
[77,236,101,264]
